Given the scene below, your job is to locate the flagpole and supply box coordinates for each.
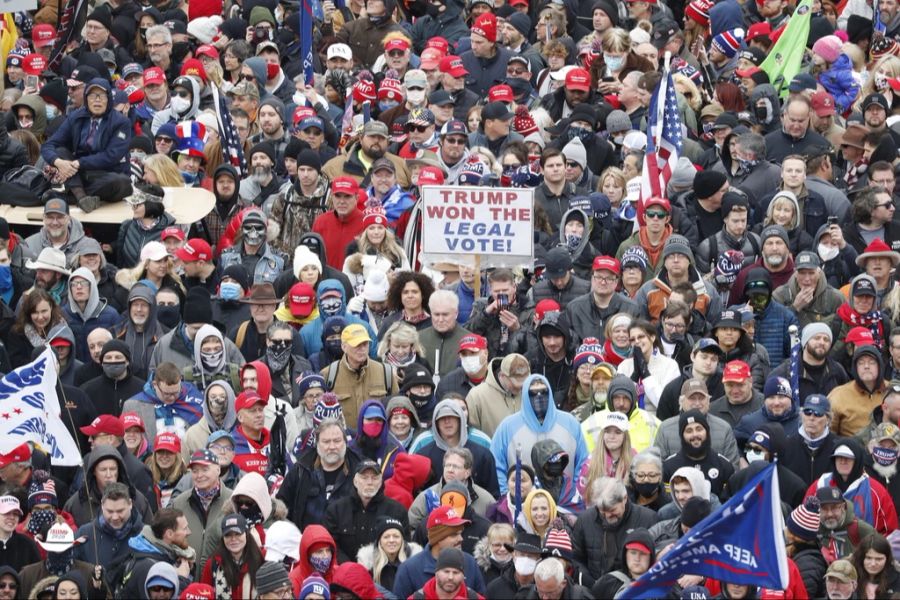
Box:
[655,52,671,158]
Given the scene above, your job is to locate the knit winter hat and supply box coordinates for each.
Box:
[459,158,487,185]
[299,574,331,600]
[685,0,712,26]
[813,35,843,63]
[714,250,744,285]
[293,245,322,275]
[28,471,58,508]
[249,5,276,27]
[802,322,833,347]
[542,521,573,560]
[562,137,587,170]
[693,170,727,200]
[183,287,213,324]
[514,105,538,137]
[353,78,377,103]
[573,338,604,371]
[787,496,820,541]
[256,562,292,596]
[662,234,694,263]
[711,28,745,59]
[296,148,322,172]
[681,496,712,527]
[249,141,276,165]
[375,516,407,543]
[313,392,344,428]
[363,270,390,302]
[621,245,650,272]
[668,157,698,190]
[362,200,388,229]
[379,77,404,102]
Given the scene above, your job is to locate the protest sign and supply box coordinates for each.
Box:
[420,185,534,269]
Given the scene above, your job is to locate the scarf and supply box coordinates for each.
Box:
[153,392,204,426]
[194,484,221,512]
[837,303,885,348]
[402,309,430,325]
[46,548,75,576]
[26,509,56,537]
[817,473,875,528]
[23,323,48,348]
[212,556,253,600]
[637,225,672,268]
[602,338,632,367]
[98,514,133,540]
[384,351,416,368]
[798,425,831,450]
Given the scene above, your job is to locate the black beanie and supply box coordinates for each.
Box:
[681,497,711,527]
[249,141,276,165]
[722,191,749,217]
[296,148,322,172]
[284,138,307,161]
[847,15,873,44]
[129,136,154,154]
[86,6,112,31]
[593,0,619,27]
[223,264,251,291]
[182,287,213,324]
[100,339,132,363]
[693,170,728,200]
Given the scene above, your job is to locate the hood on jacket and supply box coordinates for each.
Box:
[85,444,132,501]
[202,379,237,432]
[430,398,468,451]
[531,438,569,481]
[144,562,180,598]
[67,266,104,320]
[298,232,330,273]
[213,163,240,205]
[243,57,269,91]
[537,310,572,356]
[315,279,346,321]
[193,323,226,375]
[678,409,711,458]
[558,206,591,258]
[766,191,801,232]
[748,84,782,132]
[127,282,161,331]
[522,488,558,532]
[757,422,788,461]
[297,524,338,581]
[230,471,273,521]
[519,374,559,432]
[243,360,273,401]
[11,93,48,139]
[852,344,883,390]
[82,77,114,114]
[607,374,636,417]
[388,451,431,491]
[0,566,19,589]
[56,571,88,599]
[385,395,421,430]
[670,466,711,508]
[620,527,657,574]
[331,562,381,599]
[173,75,201,119]
[355,397,394,448]
[830,436,866,491]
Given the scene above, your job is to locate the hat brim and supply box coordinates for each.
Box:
[856,250,900,267]
[240,296,280,305]
[37,539,75,552]
[24,260,70,276]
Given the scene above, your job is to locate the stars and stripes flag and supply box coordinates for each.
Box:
[640,61,683,219]
[0,349,81,466]
[210,84,247,177]
[300,0,315,85]
[788,324,801,407]
[46,0,85,71]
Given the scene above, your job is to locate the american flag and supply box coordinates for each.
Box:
[211,85,247,177]
[46,0,88,71]
[300,0,315,85]
[788,325,801,407]
[640,66,683,213]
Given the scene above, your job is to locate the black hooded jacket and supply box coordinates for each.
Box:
[526,312,575,403]
[592,528,656,599]
[663,410,734,499]
[726,423,807,509]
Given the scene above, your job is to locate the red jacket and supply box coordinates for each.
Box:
[804,475,899,536]
[312,209,366,270]
[289,524,338,595]
[383,453,432,509]
[410,576,484,600]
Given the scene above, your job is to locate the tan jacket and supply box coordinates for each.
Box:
[466,358,520,438]
[828,379,888,437]
[171,485,233,580]
[321,357,398,427]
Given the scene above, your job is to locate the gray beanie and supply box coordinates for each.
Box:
[801,322,833,347]
[668,157,698,190]
[662,234,694,264]
[606,110,632,134]
[260,96,285,124]
[562,137,587,170]
[760,224,789,246]
[255,561,291,595]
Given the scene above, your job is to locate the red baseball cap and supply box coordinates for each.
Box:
[23,54,46,76]
[176,238,213,262]
[534,299,561,321]
[416,166,446,186]
[180,58,208,84]
[721,360,751,382]
[489,84,514,103]
[427,505,471,528]
[745,21,772,42]
[810,90,836,117]
[288,282,316,318]
[143,67,166,87]
[735,66,762,78]
[420,48,443,70]
[80,415,126,438]
[180,583,215,600]
[425,37,450,55]
[293,106,316,127]
[846,326,875,346]
[32,23,57,48]
[644,197,672,212]
[592,256,620,275]
[235,390,266,412]
[161,226,185,241]
[0,443,31,469]
[49,337,71,348]
[154,432,181,454]
[566,68,592,92]
[459,334,487,352]
[509,0,528,6]
[120,412,145,432]
[195,45,220,60]
[332,176,360,196]
[439,55,468,78]
[625,541,652,554]
[384,38,410,53]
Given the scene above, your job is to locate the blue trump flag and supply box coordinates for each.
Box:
[299,0,315,85]
[619,463,789,599]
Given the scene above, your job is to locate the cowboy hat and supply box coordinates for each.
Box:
[25,247,71,276]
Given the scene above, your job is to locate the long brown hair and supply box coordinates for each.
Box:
[852,533,897,596]
[217,526,265,589]
[14,289,64,335]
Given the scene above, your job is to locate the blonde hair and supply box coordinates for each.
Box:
[583,423,634,505]
[598,167,626,195]
[856,55,900,111]
[469,146,501,176]
[673,74,702,113]
[358,225,406,266]
[371,531,412,585]
[145,449,186,488]
[765,195,799,229]
[376,321,425,359]
[602,28,632,54]
[522,489,558,539]
[487,523,515,545]
[143,154,185,187]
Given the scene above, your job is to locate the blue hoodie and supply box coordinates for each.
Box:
[348,398,405,478]
[490,374,588,494]
[300,279,376,357]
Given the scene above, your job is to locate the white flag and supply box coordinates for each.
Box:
[0,349,82,466]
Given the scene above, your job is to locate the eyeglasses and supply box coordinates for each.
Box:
[566,161,580,169]
[633,472,660,482]
[174,90,190,98]
[387,50,406,58]
[444,136,467,145]
[645,210,669,220]
[87,92,106,101]
[146,42,169,49]
[663,321,687,331]
[70,280,90,289]
[407,124,431,133]
[592,274,617,283]
[802,409,825,417]
[876,202,895,210]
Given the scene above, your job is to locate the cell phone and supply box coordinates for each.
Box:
[602,76,616,83]
[25,75,38,89]
[828,216,838,225]
[497,293,509,310]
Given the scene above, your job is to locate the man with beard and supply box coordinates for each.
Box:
[323,119,411,188]
[278,418,362,528]
[23,198,93,264]
[728,225,796,305]
[218,208,286,285]
[191,165,242,250]
[22,247,70,306]
[436,120,471,184]
[864,423,900,523]
[815,477,876,561]
[829,345,889,437]
[132,67,170,130]
[659,339,726,422]
[735,375,801,449]
[249,98,291,177]
[771,323,848,405]
[323,459,409,562]
[74,482,144,573]
[238,142,290,215]
[662,407,734,500]
[270,150,330,255]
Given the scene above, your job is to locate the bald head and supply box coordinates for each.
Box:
[87,328,113,364]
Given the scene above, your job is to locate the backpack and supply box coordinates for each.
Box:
[607,570,633,599]
[107,552,139,598]
[1,165,50,205]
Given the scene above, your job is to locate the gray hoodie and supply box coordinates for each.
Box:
[143,562,180,598]
[430,399,468,451]
[66,266,104,321]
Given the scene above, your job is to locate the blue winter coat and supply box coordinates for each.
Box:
[393,543,486,600]
[819,54,861,114]
[754,299,798,367]
[299,279,376,357]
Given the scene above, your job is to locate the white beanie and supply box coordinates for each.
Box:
[363,270,389,302]
[185,16,223,45]
[293,245,322,280]
[801,322,833,348]
[562,137,587,170]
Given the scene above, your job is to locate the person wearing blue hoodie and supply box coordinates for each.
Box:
[348,399,406,479]
[734,375,801,450]
[491,374,588,495]
[41,77,133,213]
[300,279,376,358]
[62,267,122,363]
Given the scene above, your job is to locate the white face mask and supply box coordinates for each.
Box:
[818,243,840,262]
[745,449,766,463]
[407,89,425,105]
[514,556,537,576]
[293,91,306,106]
[491,551,512,564]
[170,95,190,114]
[461,355,483,375]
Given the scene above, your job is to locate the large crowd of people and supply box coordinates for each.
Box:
[0,0,899,597]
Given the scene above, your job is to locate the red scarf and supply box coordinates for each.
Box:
[602,338,632,366]
[837,303,885,348]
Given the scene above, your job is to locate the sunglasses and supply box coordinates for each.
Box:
[387,50,406,58]
[802,409,825,416]
[444,136,467,145]
[566,161,580,169]
[407,124,431,132]
[645,210,669,220]
[507,67,527,75]
[173,90,190,98]
[241,74,256,81]
[0,583,16,590]
[876,202,895,209]
[155,136,174,144]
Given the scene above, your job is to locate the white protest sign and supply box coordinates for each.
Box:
[420,185,534,268]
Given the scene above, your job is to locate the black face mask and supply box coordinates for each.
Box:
[409,392,432,408]
[324,339,343,357]
[157,305,180,329]
[544,462,565,478]
[634,481,658,498]
[530,390,550,420]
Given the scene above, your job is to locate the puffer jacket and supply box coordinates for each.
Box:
[300,279,375,357]
[752,298,798,367]
[116,211,177,270]
[819,54,861,114]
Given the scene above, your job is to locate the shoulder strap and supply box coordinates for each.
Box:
[708,235,718,271]
[326,361,339,390]
[748,233,760,257]
[383,362,393,391]
[235,321,249,349]
[848,518,861,546]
